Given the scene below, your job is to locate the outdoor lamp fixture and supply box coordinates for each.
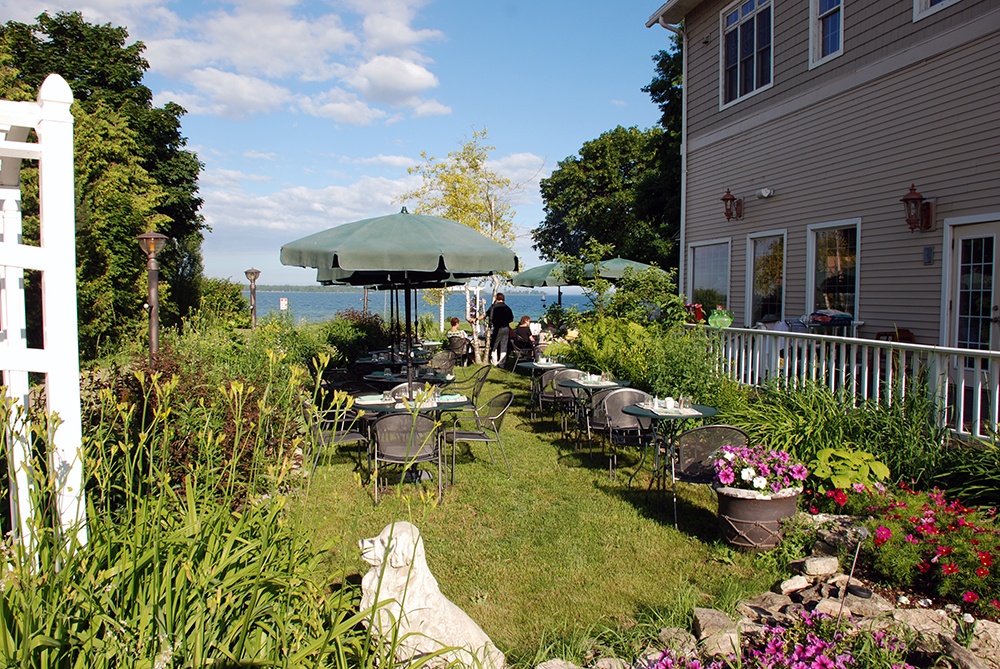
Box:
[721,189,744,221]
[245,267,261,329]
[136,231,169,360]
[900,184,934,232]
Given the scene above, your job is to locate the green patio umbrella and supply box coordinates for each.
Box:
[512,262,574,305]
[586,257,663,281]
[280,207,518,387]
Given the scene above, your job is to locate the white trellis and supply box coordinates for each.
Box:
[0,74,84,547]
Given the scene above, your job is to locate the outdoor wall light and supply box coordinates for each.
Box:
[136,231,169,359]
[900,184,934,232]
[245,267,261,329]
[721,189,744,221]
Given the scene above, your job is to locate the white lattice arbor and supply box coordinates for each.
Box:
[0,74,85,547]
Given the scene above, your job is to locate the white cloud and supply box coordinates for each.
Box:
[361,13,443,57]
[182,68,292,118]
[344,154,417,168]
[347,55,439,105]
[611,99,627,107]
[297,88,387,125]
[412,98,451,117]
[243,150,278,161]
[201,168,272,189]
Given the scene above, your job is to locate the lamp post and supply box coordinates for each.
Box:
[244,268,261,329]
[136,231,168,360]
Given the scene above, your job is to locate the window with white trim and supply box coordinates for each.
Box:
[690,241,731,309]
[810,0,843,67]
[808,222,858,316]
[914,0,962,22]
[747,233,784,326]
[722,0,773,105]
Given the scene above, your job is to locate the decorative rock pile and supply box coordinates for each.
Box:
[534,515,1000,669]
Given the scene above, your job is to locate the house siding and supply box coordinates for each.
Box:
[681,25,1000,343]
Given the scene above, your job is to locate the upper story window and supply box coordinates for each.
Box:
[722,0,773,106]
[914,0,963,22]
[810,0,843,67]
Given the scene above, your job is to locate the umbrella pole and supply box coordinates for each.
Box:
[558,286,563,306]
[405,281,413,393]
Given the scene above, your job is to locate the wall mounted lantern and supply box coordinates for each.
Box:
[244,267,261,329]
[721,189,744,221]
[900,184,934,232]
[136,231,169,360]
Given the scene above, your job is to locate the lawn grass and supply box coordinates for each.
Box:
[289,365,782,664]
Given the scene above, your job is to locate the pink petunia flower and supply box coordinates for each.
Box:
[963,591,980,603]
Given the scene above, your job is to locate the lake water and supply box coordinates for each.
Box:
[249,290,589,325]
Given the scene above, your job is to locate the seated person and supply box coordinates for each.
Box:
[447,316,475,365]
[511,315,537,357]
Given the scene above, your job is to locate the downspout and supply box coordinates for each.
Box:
[654,17,688,302]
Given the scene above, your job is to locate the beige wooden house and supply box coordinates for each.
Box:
[646,0,1000,350]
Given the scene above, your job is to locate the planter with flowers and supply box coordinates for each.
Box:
[713,444,809,550]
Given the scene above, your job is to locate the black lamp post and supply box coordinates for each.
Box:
[245,268,261,328]
[136,231,168,360]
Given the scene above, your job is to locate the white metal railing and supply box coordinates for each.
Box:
[692,324,1000,440]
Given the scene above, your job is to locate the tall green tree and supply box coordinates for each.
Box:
[533,37,684,269]
[532,126,673,265]
[0,12,205,357]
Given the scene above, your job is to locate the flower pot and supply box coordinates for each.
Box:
[716,486,802,551]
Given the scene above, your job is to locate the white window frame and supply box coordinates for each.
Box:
[688,238,732,309]
[806,218,861,317]
[719,0,774,109]
[914,0,962,22]
[809,0,844,69]
[744,229,787,327]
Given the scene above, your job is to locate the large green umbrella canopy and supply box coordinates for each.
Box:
[280,207,518,285]
[511,262,572,288]
[586,256,662,281]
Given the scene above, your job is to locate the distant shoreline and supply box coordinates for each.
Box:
[254,285,544,295]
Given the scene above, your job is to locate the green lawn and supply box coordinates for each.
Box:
[290,365,781,663]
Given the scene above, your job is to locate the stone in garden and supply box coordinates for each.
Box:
[803,555,839,576]
[536,660,580,669]
[657,627,697,657]
[813,597,848,618]
[844,591,894,618]
[778,575,810,595]
[692,608,739,657]
[971,619,1000,669]
[939,635,990,669]
[359,522,506,669]
[737,592,793,624]
[891,608,951,638]
[794,585,824,607]
[593,657,630,669]
[632,649,663,669]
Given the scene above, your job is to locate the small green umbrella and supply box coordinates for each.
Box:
[511,262,571,288]
[586,257,662,281]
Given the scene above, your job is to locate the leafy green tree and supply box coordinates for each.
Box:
[532,126,674,266]
[0,12,205,357]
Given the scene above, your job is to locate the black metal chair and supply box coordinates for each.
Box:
[302,398,368,476]
[537,368,585,434]
[601,388,653,480]
[370,413,441,504]
[446,391,515,482]
[388,381,432,400]
[670,425,748,528]
[428,349,456,375]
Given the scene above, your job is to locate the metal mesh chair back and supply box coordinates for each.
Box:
[603,389,652,431]
[542,368,585,398]
[479,391,515,432]
[675,425,748,483]
[587,387,617,432]
[372,413,438,463]
[429,350,455,374]
[389,381,430,399]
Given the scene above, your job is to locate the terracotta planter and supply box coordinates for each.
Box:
[716,486,802,551]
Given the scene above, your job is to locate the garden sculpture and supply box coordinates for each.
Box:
[359,521,505,669]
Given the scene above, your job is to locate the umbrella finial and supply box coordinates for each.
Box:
[400,206,409,214]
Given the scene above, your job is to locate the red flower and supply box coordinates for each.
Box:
[976,567,990,578]
[832,489,848,506]
[978,551,994,567]
[917,562,931,573]
[942,562,959,575]
[875,525,892,547]
[935,545,954,558]
[809,505,819,514]
[971,538,981,546]
[992,599,1000,610]
[964,591,980,603]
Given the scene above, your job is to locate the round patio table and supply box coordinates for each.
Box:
[622,403,718,488]
[362,370,454,387]
[516,360,567,418]
[558,376,630,446]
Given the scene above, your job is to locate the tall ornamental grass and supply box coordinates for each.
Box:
[0,352,381,667]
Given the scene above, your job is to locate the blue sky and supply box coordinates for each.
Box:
[6,0,673,285]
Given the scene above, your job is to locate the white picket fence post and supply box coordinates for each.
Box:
[0,74,85,547]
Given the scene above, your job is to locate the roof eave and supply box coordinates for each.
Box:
[645,0,706,28]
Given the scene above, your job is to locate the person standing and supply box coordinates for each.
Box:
[480,292,513,366]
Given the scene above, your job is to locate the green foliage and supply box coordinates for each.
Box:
[319,308,390,366]
[605,267,687,326]
[808,447,890,492]
[198,276,250,328]
[533,125,677,268]
[1,11,205,358]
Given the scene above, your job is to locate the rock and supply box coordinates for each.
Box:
[891,608,951,638]
[844,591,894,618]
[594,658,630,669]
[631,650,661,669]
[777,575,810,595]
[939,635,989,669]
[692,608,739,658]
[813,597,848,618]
[736,592,793,622]
[537,660,581,669]
[971,620,1000,669]
[794,585,824,607]
[657,627,697,657]
[803,556,839,576]
[692,608,736,639]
